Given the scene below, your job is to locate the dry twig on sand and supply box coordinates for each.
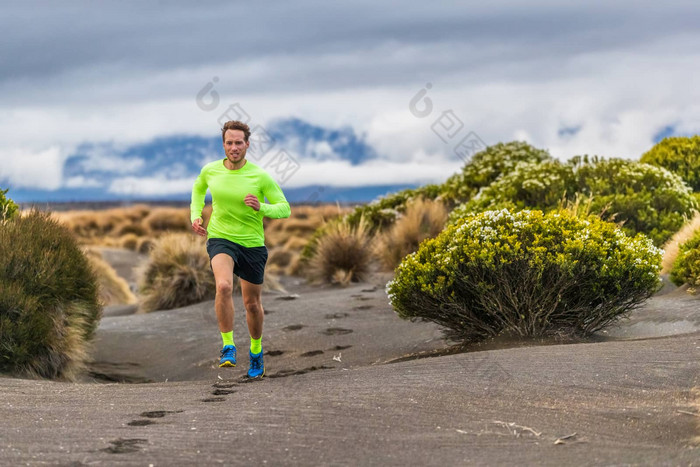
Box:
[493,420,542,438]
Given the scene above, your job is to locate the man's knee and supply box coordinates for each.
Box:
[244,298,262,313]
[216,279,234,295]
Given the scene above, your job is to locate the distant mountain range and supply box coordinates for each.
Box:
[6,118,416,205]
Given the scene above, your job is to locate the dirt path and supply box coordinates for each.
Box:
[2,248,698,465]
[2,333,698,465]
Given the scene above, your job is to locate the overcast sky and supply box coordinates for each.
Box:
[1,0,699,193]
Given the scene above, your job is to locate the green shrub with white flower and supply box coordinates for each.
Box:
[670,228,700,288]
[449,160,577,217]
[574,158,697,246]
[440,141,552,205]
[387,209,662,342]
[449,157,697,246]
[640,135,700,192]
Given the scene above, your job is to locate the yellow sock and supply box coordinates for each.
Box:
[221,331,234,347]
[250,336,262,354]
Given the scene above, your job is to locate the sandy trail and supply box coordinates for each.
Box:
[1,248,699,465]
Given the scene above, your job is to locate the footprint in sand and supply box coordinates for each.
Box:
[325,312,349,319]
[101,438,148,454]
[283,324,304,332]
[300,350,324,357]
[361,287,377,293]
[352,305,373,310]
[268,365,333,379]
[211,388,236,396]
[330,345,352,351]
[127,420,156,427]
[320,327,353,336]
[140,410,183,418]
[267,350,285,356]
[202,397,226,403]
[212,382,237,388]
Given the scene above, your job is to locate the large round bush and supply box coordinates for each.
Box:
[670,228,700,288]
[440,141,552,205]
[641,136,700,192]
[449,160,576,217]
[387,209,662,342]
[450,158,697,246]
[0,211,102,379]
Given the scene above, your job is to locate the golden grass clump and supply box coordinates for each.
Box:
[114,222,148,237]
[376,197,448,271]
[661,212,700,274]
[83,248,137,306]
[306,215,373,286]
[144,207,191,233]
[283,235,309,251]
[136,237,154,254]
[268,247,293,269]
[137,233,215,312]
[120,233,140,251]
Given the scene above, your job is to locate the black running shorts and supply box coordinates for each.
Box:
[206,238,268,285]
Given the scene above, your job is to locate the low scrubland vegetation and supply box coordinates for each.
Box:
[302,136,699,342]
[3,133,698,361]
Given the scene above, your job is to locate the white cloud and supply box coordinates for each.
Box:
[108,176,195,196]
[264,156,462,189]
[0,146,67,190]
[73,144,145,174]
[2,2,700,197]
[64,176,102,188]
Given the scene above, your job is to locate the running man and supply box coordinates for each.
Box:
[190,120,291,378]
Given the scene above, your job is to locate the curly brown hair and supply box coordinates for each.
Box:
[221,120,251,142]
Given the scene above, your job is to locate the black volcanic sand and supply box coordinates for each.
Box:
[1,250,699,465]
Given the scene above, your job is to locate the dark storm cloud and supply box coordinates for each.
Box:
[3,0,699,89]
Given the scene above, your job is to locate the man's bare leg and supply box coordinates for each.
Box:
[241,279,264,340]
[211,254,237,367]
[211,253,235,333]
[241,279,265,378]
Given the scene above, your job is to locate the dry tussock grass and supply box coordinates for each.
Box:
[119,233,139,251]
[144,207,191,233]
[376,198,448,271]
[83,248,137,306]
[53,203,351,281]
[306,215,373,286]
[283,235,308,251]
[661,213,700,274]
[137,233,215,313]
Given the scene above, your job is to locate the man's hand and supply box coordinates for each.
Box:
[192,217,207,236]
[244,193,261,211]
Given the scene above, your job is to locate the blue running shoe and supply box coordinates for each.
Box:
[247,349,265,378]
[219,345,236,367]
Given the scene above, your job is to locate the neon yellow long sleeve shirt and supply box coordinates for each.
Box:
[190,159,291,247]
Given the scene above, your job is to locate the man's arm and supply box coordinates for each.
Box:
[258,174,291,219]
[190,168,208,234]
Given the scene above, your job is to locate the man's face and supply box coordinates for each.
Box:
[223,129,249,164]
